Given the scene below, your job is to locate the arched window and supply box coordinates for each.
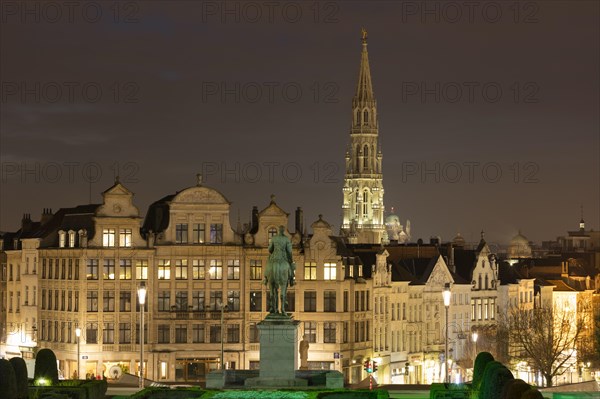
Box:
[356,145,360,170]
[356,109,361,125]
[363,191,369,216]
[478,275,482,290]
[363,110,369,124]
[485,274,489,290]
[363,145,369,169]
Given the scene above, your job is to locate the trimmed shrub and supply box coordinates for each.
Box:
[479,361,514,399]
[472,352,494,390]
[0,358,18,399]
[501,379,529,399]
[520,388,544,399]
[9,357,29,399]
[34,348,59,385]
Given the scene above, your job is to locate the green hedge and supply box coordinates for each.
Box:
[0,359,18,399]
[29,379,107,399]
[472,352,494,390]
[10,357,29,399]
[34,349,59,385]
[479,361,513,399]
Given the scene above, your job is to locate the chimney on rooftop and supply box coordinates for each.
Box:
[41,208,53,225]
[21,213,32,232]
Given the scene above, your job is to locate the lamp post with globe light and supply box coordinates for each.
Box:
[75,327,81,379]
[443,283,452,384]
[138,282,147,388]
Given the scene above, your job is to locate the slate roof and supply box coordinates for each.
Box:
[1,204,100,249]
[142,194,176,235]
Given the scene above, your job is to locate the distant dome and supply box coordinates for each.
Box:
[508,230,532,258]
[452,233,466,247]
[385,214,400,225]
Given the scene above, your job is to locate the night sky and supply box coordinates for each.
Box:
[1,1,598,246]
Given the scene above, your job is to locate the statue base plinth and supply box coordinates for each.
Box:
[244,315,300,388]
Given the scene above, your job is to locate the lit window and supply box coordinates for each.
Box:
[227,260,240,280]
[158,260,171,280]
[192,259,205,280]
[209,259,222,280]
[136,260,148,280]
[324,262,337,280]
[119,229,132,247]
[58,231,66,248]
[175,259,188,280]
[102,229,116,247]
[304,262,316,280]
[250,260,262,280]
[103,259,115,280]
[119,259,132,280]
[86,259,99,280]
[68,230,76,248]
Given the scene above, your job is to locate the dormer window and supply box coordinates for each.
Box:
[68,230,76,248]
[58,231,66,248]
[102,228,116,247]
[267,227,277,243]
[119,228,132,247]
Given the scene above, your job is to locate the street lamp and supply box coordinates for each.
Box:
[443,283,452,384]
[219,300,229,370]
[137,282,147,389]
[472,331,478,357]
[75,327,81,379]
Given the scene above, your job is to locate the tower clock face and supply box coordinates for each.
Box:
[113,204,122,213]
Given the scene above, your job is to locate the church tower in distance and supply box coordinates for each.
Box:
[341,29,385,244]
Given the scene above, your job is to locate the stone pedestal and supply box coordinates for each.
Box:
[245,315,308,387]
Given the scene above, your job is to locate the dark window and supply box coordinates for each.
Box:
[176,224,188,244]
[175,324,187,343]
[250,291,262,312]
[87,291,98,312]
[119,323,131,344]
[324,290,336,312]
[324,322,336,343]
[103,291,115,312]
[227,324,240,343]
[192,324,205,343]
[158,325,170,344]
[304,321,316,343]
[210,325,221,343]
[210,224,223,244]
[120,291,132,312]
[304,291,316,312]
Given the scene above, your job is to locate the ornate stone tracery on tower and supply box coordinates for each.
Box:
[341,30,410,244]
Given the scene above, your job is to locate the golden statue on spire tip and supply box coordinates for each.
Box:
[361,27,368,43]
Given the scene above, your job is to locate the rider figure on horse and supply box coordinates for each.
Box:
[263,225,296,314]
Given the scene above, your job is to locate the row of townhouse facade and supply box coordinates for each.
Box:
[0,181,375,384]
[1,181,596,386]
